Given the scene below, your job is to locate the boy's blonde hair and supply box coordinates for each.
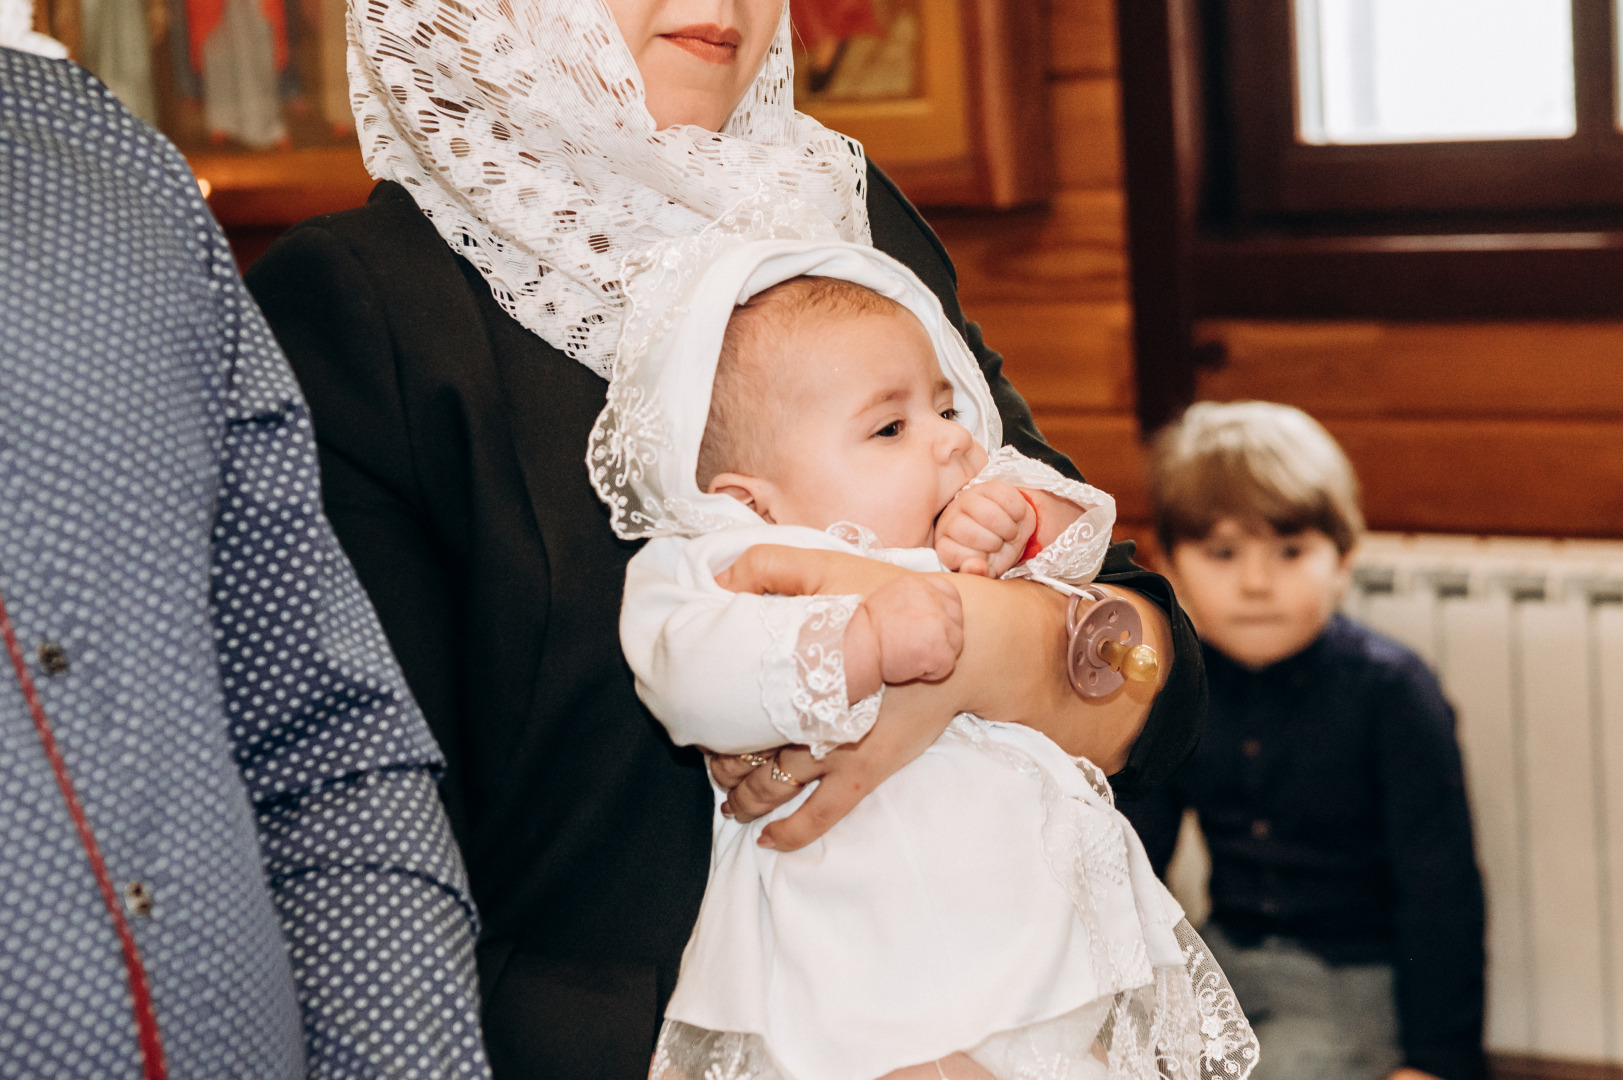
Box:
[1153,400,1364,554]
[696,275,908,490]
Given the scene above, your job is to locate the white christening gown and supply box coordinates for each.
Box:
[619,449,1256,1080]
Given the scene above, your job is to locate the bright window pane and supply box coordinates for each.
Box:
[1296,0,1576,144]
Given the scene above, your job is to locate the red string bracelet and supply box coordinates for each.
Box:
[1018,490,1045,563]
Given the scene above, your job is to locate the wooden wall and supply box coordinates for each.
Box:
[923,0,1623,543]
[925,0,1147,522]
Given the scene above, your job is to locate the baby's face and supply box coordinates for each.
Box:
[752,307,987,548]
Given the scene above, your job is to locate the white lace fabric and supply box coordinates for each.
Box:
[346,0,870,379]
[964,444,1118,589]
[651,714,1260,1080]
[653,931,1257,1080]
[588,233,1002,542]
[586,195,1255,1080]
[758,591,883,758]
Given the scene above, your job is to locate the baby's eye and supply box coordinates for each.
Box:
[1280,543,1303,560]
[874,420,904,438]
[940,407,960,422]
[1206,546,1236,561]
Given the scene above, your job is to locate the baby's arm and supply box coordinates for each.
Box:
[935,445,1116,585]
[624,529,960,760]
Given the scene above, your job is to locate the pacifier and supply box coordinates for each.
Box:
[1065,586,1161,698]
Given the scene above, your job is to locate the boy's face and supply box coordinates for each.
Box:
[1164,519,1353,670]
[721,306,987,548]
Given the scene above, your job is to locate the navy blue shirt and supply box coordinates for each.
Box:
[1120,614,1485,1080]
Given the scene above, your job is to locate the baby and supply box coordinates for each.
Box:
[590,238,1254,1080]
[695,272,1100,711]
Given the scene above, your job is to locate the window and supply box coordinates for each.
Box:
[1297,0,1576,146]
[1224,0,1623,218]
[1115,0,1623,429]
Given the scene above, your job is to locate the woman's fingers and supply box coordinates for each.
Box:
[758,754,878,850]
[708,750,777,790]
[724,748,826,822]
[718,544,907,597]
[758,696,947,850]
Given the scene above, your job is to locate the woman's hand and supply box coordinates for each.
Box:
[715,545,1172,851]
[713,702,956,850]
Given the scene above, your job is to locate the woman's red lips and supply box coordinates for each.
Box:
[660,23,742,64]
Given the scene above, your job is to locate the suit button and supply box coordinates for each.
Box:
[124,881,154,918]
[1251,819,1271,839]
[1241,737,1262,758]
[37,642,69,676]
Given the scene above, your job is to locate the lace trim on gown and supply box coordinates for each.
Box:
[649,721,1260,1080]
[965,445,1117,589]
[758,593,883,759]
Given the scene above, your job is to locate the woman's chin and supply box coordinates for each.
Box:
[641,71,750,132]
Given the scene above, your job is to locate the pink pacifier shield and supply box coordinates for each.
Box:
[1066,589,1143,698]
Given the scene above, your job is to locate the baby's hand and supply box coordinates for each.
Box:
[842,575,964,700]
[934,481,1035,577]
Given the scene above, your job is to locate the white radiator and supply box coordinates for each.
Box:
[1164,532,1623,1062]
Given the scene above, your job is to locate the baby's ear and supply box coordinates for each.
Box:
[707,472,775,523]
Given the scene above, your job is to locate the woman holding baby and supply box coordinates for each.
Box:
[247,1,1212,1076]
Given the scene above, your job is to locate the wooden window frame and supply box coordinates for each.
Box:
[1231,0,1623,219]
[1118,0,1623,433]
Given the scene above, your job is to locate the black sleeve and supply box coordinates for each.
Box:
[1377,656,1487,1080]
[1116,771,1188,875]
[1095,544,1206,798]
[245,224,471,839]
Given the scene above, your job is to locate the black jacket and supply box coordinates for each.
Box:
[1120,615,1486,1080]
[247,166,1203,1079]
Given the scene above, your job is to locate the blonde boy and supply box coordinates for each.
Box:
[1120,401,1486,1080]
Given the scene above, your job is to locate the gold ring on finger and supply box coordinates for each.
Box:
[740,752,771,768]
[770,763,801,787]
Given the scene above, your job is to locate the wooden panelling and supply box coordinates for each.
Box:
[1029,413,1152,523]
[970,300,1133,411]
[1491,1054,1623,1080]
[1050,0,1118,77]
[931,189,1128,304]
[1196,320,1623,419]
[1052,77,1123,190]
[1326,418,1623,538]
[1024,413,1623,540]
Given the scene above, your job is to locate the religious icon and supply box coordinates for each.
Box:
[34,0,345,149]
[790,0,1053,209]
[792,0,922,103]
[188,0,290,147]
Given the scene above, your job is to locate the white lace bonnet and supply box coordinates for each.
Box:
[588,228,1004,542]
[346,0,871,379]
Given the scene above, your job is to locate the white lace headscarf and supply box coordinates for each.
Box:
[588,224,1001,540]
[347,0,870,379]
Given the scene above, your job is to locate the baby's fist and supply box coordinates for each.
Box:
[934,481,1035,577]
[863,574,965,685]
